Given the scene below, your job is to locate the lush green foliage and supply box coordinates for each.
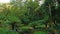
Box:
[0,0,60,34]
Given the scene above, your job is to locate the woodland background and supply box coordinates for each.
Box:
[0,0,60,34]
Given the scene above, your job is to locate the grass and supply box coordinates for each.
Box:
[0,28,18,34]
[0,26,47,34]
[33,31,47,34]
